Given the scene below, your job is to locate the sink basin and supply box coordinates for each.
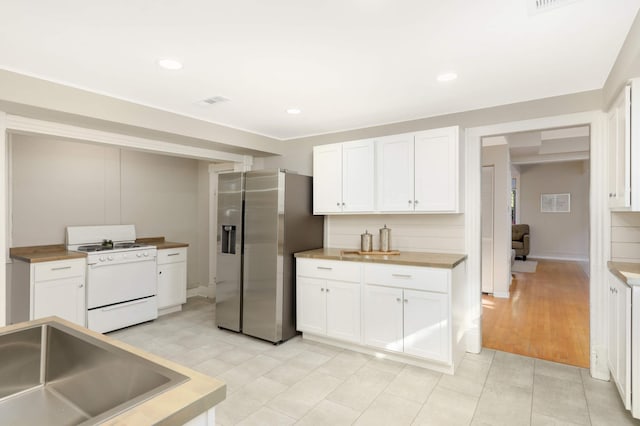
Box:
[0,321,188,425]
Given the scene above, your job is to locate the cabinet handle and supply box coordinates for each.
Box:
[317,266,333,270]
[326,288,330,293]
[159,271,163,275]
[167,253,180,256]
[78,284,84,288]
[336,202,340,207]
[414,200,419,204]
[408,200,412,204]
[392,273,412,278]
[51,266,72,271]
[320,288,325,292]
[404,299,408,303]
[342,202,345,206]
[396,297,401,302]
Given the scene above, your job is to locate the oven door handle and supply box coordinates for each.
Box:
[100,298,150,311]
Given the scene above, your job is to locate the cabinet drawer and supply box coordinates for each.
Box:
[364,264,449,293]
[34,259,85,282]
[297,258,361,283]
[157,247,187,264]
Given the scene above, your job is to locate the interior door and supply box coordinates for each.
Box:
[481,166,495,293]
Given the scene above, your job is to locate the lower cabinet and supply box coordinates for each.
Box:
[297,276,361,344]
[157,247,187,312]
[364,285,449,363]
[34,276,85,326]
[608,272,631,410]
[296,256,465,373]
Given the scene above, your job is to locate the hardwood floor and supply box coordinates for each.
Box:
[482,259,590,368]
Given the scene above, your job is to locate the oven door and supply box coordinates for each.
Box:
[87,257,157,309]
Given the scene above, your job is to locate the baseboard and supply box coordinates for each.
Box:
[187,285,214,299]
[158,305,182,316]
[493,291,510,299]
[528,253,589,262]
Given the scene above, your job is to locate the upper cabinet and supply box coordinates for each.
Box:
[608,79,640,211]
[315,125,462,215]
[376,126,460,213]
[313,140,375,214]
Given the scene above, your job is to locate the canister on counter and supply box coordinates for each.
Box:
[361,230,373,252]
[379,224,391,252]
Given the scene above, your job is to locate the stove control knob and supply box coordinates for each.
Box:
[99,256,106,262]
[137,253,142,258]
[143,252,149,257]
[108,255,114,261]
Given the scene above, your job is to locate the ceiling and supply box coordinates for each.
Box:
[0,1,638,141]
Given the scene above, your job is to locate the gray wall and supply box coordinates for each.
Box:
[10,134,210,290]
[518,161,590,261]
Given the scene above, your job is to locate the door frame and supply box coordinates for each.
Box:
[464,110,608,380]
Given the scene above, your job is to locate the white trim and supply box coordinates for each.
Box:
[493,291,510,299]
[5,115,251,163]
[187,285,214,299]
[527,254,589,262]
[0,112,6,326]
[465,111,607,380]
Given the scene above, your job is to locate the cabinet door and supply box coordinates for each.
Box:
[608,86,631,209]
[157,261,187,309]
[326,281,361,343]
[414,127,459,212]
[376,134,415,211]
[611,277,631,409]
[607,278,618,379]
[363,285,403,352]
[403,289,449,362]
[296,276,326,334]
[342,140,375,212]
[34,278,85,326]
[313,143,343,213]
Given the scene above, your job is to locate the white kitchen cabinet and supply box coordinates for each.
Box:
[296,255,466,374]
[364,271,450,363]
[608,272,631,409]
[313,143,343,213]
[313,140,375,214]
[608,85,631,209]
[10,258,86,327]
[363,285,404,351]
[361,126,462,213]
[414,127,460,212]
[296,259,361,343]
[157,247,187,314]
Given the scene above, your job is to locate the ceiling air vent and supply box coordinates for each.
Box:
[196,96,230,106]
[527,0,581,15]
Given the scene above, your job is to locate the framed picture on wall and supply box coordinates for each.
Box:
[540,193,570,213]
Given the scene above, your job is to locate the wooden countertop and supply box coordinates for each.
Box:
[10,245,87,263]
[609,261,640,286]
[0,316,226,425]
[137,237,189,250]
[295,247,467,269]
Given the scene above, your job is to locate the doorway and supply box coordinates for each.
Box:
[479,126,591,367]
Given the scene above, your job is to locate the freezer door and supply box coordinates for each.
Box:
[215,172,244,332]
[242,170,283,342]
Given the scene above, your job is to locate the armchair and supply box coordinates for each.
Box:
[512,224,530,261]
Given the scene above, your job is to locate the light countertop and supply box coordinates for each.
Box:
[295,247,466,269]
[609,261,640,286]
[0,316,225,425]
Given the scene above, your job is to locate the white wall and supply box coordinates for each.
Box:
[326,214,465,253]
[10,134,210,290]
[611,212,640,262]
[519,161,590,261]
[481,144,512,297]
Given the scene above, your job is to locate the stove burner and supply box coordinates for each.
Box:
[113,242,142,249]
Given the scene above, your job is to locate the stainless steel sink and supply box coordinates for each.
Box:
[0,321,188,425]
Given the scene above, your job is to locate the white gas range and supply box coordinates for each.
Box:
[66,224,158,333]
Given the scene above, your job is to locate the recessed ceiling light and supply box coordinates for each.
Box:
[286,108,302,115]
[437,72,458,82]
[158,58,183,70]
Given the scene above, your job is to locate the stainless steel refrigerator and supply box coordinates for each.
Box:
[215,169,324,343]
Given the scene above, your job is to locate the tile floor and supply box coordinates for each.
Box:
[109,298,640,425]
